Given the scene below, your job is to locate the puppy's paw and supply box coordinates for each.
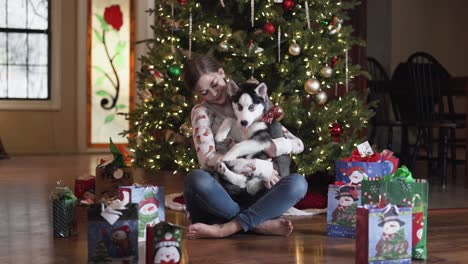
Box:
[246,180,262,195]
[217,161,227,173]
[214,134,225,143]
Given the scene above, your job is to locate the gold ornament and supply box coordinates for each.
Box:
[140,89,153,102]
[288,43,301,56]
[315,91,328,105]
[218,42,228,51]
[320,66,333,78]
[304,78,321,95]
[179,122,193,138]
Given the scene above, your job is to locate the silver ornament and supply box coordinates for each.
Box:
[304,78,321,95]
[288,43,301,56]
[320,66,333,78]
[316,91,328,105]
[218,42,228,51]
[274,0,283,3]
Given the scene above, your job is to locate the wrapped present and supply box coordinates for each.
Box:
[146,222,183,264]
[362,166,429,260]
[50,182,77,238]
[88,202,139,264]
[336,142,398,185]
[326,183,361,238]
[96,139,134,200]
[74,174,95,200]
[356,204,412,264]
[119,185,165,242]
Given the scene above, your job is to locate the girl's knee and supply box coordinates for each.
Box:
[185,169,215,193]
[287,174,308,197]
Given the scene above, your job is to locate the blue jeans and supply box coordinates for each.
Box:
[184,169,308,231]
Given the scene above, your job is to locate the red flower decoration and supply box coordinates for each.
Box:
[104,5,123,31]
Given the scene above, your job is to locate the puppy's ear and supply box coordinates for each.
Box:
[255,83,268,100]
[227,79,240,96]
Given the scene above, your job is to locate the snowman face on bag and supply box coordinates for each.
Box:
[154,246,180,264]
[140,202,158,216]
[339,196,354,207]
[383,220,401,235]
[112,230,128,241]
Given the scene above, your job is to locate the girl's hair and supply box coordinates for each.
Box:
[183,55,222,90]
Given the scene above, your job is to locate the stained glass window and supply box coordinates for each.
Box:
[0,0,50,100]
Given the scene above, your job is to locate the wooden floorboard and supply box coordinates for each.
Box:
[0,155,467,263]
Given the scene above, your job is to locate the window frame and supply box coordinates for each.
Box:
[0,0,61,111]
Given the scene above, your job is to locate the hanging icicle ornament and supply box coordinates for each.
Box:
[305,0,311,29]
[189,10,193,59]
[345,48,349,92]
[171,1,175,53]
[251,0,255,28]
[278,26,281,62]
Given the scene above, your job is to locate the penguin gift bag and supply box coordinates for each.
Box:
[119,184,165,242]
[326,183,361,238]
[146,222,184,264]
[356,204,412,264]
[87,201,139,264]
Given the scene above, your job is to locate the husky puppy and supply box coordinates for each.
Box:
[215,80,291,195]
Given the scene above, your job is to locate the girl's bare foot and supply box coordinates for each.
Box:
[253,218,293,236]
[186,220,242,239]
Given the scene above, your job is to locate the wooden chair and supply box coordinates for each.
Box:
[392,55,457,188]
[407,52,465,181]
[366,57,412,165]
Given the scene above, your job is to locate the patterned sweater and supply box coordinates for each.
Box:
[191,102,304,178]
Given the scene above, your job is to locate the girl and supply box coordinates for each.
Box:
[183,55,307,239]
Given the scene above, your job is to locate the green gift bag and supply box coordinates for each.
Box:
[361,166,429,260]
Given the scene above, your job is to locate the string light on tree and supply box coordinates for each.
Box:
[218,41,228,51]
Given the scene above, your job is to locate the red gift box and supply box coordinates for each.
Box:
[74,176,95,200]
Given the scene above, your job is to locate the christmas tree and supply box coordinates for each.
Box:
[89,240,111,263]
[122,0,374,177]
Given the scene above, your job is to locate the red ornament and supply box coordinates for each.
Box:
[329,122,344,142]
[247,39,254,49]
[104,5,123,31]
[263,22,275,35]
[331,57,338,68]
[282,0,294,11]
[178,0,187,6]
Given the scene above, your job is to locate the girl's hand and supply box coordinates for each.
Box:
[264,170,280,189]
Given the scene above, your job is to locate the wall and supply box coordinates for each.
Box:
[0,1,78,154]
[368,0,468,76]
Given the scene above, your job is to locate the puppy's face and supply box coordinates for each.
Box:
[229,81,268,131]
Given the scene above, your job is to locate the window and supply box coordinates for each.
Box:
[0,0,50,100]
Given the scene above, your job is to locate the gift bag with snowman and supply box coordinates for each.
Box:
[361,165,429,260]
[96,139,134,200]
[326,183,361,238]
[88,201,139,264]
[119,185,165,242]
[356,204,412,264]
[146,222,183,264]
[335,141,398,185]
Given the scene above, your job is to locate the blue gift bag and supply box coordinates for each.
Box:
[88,203,139,264]
[335,160,394,185]
[326,184,361,238]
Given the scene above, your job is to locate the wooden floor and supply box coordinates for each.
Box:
[1,155,468,263]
